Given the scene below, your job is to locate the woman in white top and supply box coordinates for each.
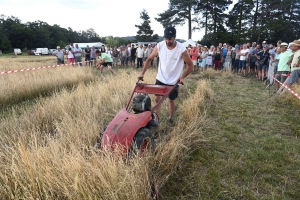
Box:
[206,46,214,68]
[66,45,74,64]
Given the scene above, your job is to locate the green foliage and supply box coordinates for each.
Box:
[135,9,158,42]
[106,36,119,47]
[0,15,104,51]
[155,0,200,39]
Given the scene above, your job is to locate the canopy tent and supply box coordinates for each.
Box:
[72,42,104,49]
[182,39,199,47]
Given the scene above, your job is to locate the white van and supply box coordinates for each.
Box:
[35,48,49,56]
[14,48,22,55]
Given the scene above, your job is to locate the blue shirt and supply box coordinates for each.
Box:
[222,48,228,58]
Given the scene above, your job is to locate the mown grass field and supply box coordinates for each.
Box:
[0,56,299,199]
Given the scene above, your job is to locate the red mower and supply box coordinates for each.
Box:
[96,78,178,156]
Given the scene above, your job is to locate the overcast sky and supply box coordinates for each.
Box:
[0,0,237,41]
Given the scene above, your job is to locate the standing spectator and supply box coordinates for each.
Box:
[112,46,119,67]
[221,43,228,69]
[96,50,115,75]
[224,46,233,71]
[136,44,144,68]
[130,44,137,67]
[255,45,270,81]
[120,46,128,67]
[66,45,74,65]
[200,46,208,71]
[144,45,153,65]
[206,46,214,68]
[73,44,82,66]
[214,47,223,70]
[273,42,293,91]
[126,44,131,66]
[100,45,106,53]
[269,48,281,85]
[287,40,300,87]
[90,46,97,67]
[85,45,91,66]
[249,42,257,75]
[106,46,113,57]
[240,44,250,77]
[233,46,240,73]
[53,46,64,65]
[190,45,199,71]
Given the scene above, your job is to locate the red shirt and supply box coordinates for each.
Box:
[189,49,199,60]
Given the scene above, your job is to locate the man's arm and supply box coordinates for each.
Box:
[179,50,193,84]
[287,54,294,65]
[139,46,158,79]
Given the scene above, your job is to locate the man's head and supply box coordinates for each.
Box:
[252,42,256,47]
[256,44,261,49]
[289,40,300,52]
[263,45,269,50]
[277,40,282,47]
[92,46,95,49]
[164,27,176,46]
[96,50,101,56]
[147,45,151,49]
[243,44,247,49]
[269,44,274,49]
[262,41,267,46]
[132,44,135,48]
[223,43,227,48]
[75,44,78,48]
[139,44,143,48]
[219,43,222,47]
[57,46,60,50]
[86,45,90,49]
[280,42,288,52]
[247,42,250,48]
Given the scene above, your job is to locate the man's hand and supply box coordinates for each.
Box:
[138,74,144,81]
[177,76,184,85]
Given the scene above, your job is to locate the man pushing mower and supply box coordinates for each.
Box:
[139,27,194,124]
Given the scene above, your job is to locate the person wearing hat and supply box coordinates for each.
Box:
[53,46,65,65]
[138,27,193,124]
[287,40,300,86]
[273,42,293,92]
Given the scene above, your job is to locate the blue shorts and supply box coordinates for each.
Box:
[288,70,300,84]
[239,60,246,70]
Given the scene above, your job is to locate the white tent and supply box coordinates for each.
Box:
[182,39,198,47]
[72,42,104,49]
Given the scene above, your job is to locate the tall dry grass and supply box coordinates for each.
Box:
[0,57,96,107]
[0,69,211,199]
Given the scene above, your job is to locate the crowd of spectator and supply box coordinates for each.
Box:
[186,39,300,92]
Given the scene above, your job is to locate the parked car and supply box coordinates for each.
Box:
[14,48,22,55]
[35,48,49,56]
[28,50,36,55]
[48,49,56,55]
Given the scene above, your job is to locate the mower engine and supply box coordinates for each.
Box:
[132,94,151,113]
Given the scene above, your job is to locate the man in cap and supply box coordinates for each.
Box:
[287,40,300,86]
[53,46,65,65]
[273,42,293,92]
[138,27,193,124]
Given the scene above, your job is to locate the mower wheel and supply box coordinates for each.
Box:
[130,128,154,156]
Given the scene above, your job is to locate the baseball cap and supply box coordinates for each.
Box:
[262,41,266,43]
[57,46,60,49]
[164,27,176,39]
[263,45,269,48]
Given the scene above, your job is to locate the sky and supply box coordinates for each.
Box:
[0,0,237,42]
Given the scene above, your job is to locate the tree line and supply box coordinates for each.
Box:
[156,0,300,46]
[0,15,132,52]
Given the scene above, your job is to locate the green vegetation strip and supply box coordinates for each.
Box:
[162,71,300,199]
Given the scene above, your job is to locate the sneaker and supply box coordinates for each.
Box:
[168,118,174,124]
[148,119,159,127]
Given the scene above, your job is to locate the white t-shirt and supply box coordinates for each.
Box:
[67,49,74,58]
[136,47,144,58]
[240,49,250,61]
[291,49,300,72]
[156,41,186,85]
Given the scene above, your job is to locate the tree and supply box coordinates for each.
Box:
[135,9,158,42]
[226,0,254,44]
[156,0,199,39]
[106,36,119,47]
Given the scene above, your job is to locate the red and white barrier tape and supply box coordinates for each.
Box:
[0,60,95,75]
[272,75,300,100]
